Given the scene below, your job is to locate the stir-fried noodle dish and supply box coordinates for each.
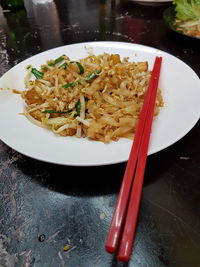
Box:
[21,53,163,143]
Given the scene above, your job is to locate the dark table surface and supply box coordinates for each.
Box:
[0,0,200,266]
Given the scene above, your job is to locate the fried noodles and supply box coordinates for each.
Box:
[21,53,164,143]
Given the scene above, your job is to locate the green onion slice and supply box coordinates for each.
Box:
[26,65,32,70]
[58,62,67,69]
[42,66,49,71]
[75,99,81,116]
[48,55,65,67]
[71,61,84,74]
[31,68,44,79]
[63,82,74,88]
[86,69,101,82]
[42,110,71,114]
[63,80,82,88]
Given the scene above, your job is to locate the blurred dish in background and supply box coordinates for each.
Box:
[163,6,200,39]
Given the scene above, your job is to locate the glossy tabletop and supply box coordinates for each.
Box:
[0,0,200,266]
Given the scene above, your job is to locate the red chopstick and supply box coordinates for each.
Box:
[105,56,162,260]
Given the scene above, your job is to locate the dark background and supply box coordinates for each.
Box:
[0,0,200,266]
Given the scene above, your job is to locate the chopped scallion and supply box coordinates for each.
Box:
[42,66,49,71]
[31,68,44,79]
[75,99,81,116]
[26,65,32,69]
[42,110,71,114]
[86,69,101,82]
[58,62,67,69]
[63,82,74,88]
[63,80,81,88]
[48,55,65,67]
[71,61,84,74]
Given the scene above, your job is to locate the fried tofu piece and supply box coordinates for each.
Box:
[23,88,43,105]
[136,61,148,72]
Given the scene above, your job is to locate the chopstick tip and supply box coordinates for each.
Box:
[105,244,115,254]
[117,254,130,262]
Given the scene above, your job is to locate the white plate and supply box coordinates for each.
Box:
[0,41,200,166]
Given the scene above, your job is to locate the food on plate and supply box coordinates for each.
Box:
[21,53,163,143]
[173,0,200,37]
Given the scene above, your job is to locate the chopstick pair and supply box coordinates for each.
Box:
[105,56,162,262]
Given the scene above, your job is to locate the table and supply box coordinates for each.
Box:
[0,0,200,266]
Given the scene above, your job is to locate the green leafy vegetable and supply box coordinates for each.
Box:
[86,69,101,82]
[48,55,65,66]
[71,61,84,74]
[75,99,81,116]
[31,68,43,79]
[42,110,71,114]
[173,0,200,20]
